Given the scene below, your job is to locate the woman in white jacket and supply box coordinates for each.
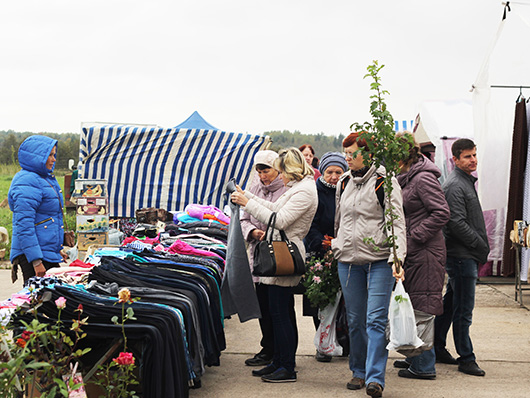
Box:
[332,132,406,397]
[231,147,318,383]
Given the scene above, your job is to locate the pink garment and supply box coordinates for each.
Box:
[0,293,32,309]
[168,239,223,260]
[154,244,165,252]
[122,236,159,246]
[185,204,230,225]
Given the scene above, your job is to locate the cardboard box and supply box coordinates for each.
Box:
[73,179,107,198]
[76,215,109,233]
[78,233,108,251]
[76,197,108,216]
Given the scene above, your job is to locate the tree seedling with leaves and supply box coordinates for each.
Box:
[350,60,413,272]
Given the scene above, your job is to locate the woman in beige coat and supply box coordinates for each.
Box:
[231,147,318,383]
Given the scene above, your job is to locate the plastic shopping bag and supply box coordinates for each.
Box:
[386,280,423,351]
[396,309,434,357]
[314,291,343,356]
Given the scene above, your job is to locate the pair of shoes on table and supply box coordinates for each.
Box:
[346,377,365,390]
[252,364,277,377]
[261,367,297,383]
[435,348,458,364]
[245,352,273,366]
[315,350,332,362]
[393,360,410,369]
[458,361,485,376]
[397,369,436,380]
[366,382,383,397]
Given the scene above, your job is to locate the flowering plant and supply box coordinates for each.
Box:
[92,288,139,398]
[0,294,90,398]
[302,250,340,310]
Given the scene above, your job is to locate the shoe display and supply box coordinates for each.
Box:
[245,352,273,366]
[316,350,332,362]
[365,382,383,397]
[435,348,458,364]
[458,361,485,376]
[261,367,297,383]
[252,363,278,377]
[392,360,410,369]
[346,377,365,390]
[398,369,436,380]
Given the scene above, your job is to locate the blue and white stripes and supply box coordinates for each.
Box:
[79,123,269,217]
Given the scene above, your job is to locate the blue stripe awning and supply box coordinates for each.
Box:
[79,123,269,217]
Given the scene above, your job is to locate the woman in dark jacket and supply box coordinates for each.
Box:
[394,132,450,379]
[9,135,68,283]
[303,152,348,362]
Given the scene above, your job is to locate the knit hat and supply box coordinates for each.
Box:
[319,152,348,174]
[254,150,279,169]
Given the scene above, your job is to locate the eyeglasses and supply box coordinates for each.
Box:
[342,151,357,159]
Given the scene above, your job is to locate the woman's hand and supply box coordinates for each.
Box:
[60,249,69,263]
[250,229,265,241]
[231,185,249,206]
[33,261,46,277]
[392,261,405,281]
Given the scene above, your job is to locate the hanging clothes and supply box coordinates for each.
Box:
[503,100,528,276]
[520,103,530,282]
[220,179,261,322]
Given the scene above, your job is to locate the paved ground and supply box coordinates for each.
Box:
[1,268,529,398]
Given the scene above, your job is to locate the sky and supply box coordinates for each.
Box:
[0,0,528,137]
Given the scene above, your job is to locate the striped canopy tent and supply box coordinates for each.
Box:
[79,115,270,217]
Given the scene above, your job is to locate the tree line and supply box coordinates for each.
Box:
[0,129,347,170]
[264,130,346,159]
[0,130,80,170]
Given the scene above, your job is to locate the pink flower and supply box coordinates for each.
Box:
[314,262,323,271]
[113,351,135,366]
[313,276,322,284]
[55,297,67,309]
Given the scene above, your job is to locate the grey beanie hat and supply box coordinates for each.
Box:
[319,151,348,174]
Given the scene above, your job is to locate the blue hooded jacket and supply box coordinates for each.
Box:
[8,135,64,264]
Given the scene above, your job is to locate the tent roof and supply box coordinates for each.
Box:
[175,111,217,130]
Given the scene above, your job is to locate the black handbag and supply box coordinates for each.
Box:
[252,212,306,276]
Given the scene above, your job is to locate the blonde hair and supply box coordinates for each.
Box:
[275,147,315,181]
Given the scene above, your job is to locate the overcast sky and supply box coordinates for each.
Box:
[0,0,527,136]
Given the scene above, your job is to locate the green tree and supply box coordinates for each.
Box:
[350,61,413,270]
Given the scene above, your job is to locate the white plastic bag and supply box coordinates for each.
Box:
[314,291,343,356]
[386,280,423,351]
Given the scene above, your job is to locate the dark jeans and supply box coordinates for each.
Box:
[256,282,297,357]
[268,285,297,372]
[434,257,477,363]
[14,254,59,284]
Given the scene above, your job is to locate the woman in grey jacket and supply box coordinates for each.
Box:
[231,147,318,383]
[332,132,406,397]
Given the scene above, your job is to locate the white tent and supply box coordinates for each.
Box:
[472,3,530,279]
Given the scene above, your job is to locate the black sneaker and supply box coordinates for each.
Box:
[245,352,273,366]
[261,368,297,383]
[458,361,485,376]
[252,364,278,377]
[398,369,436,380]
[315,350,332,362]
[435,348,458,364]
[393,360,410,369]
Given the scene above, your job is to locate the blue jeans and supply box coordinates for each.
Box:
[268,285,297,372]
[407,348,436,375]
[435,257,477,363]
[338,260,394,387]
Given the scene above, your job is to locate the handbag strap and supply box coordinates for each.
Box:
[264,212,292,244]
[45,179,68,230]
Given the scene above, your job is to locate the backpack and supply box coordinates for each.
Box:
[340,174,385,209]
